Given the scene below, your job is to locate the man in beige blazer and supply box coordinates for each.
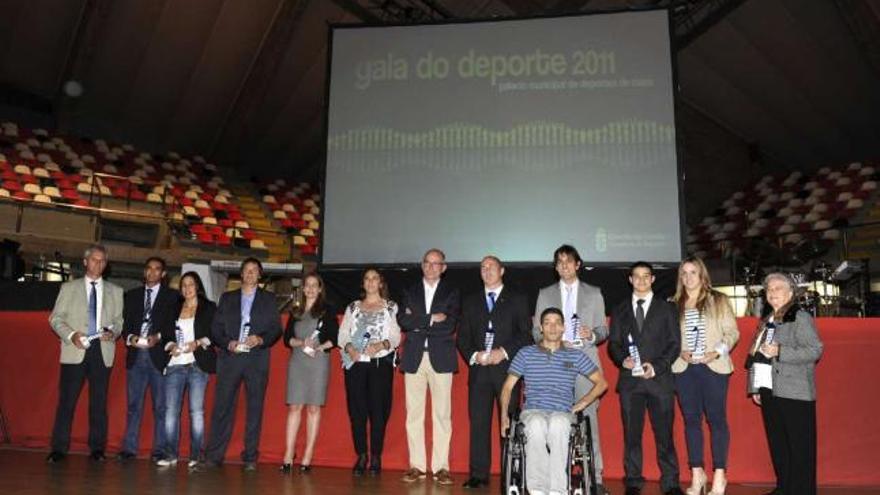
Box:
[46,244,124,463]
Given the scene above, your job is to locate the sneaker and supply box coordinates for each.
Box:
[187,460,200,469]
[401,468,426,483]
[156,458,178,467]
[434,469,454,485]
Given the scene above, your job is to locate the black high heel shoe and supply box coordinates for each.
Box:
[299,464,311,473]
[352,454,367,476]
[279,463,292,474]
[368,455,381,476]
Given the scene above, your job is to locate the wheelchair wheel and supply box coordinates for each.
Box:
[569,412,598,495]
[501,419,526,495]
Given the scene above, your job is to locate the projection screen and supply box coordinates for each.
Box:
[322,9,682,266]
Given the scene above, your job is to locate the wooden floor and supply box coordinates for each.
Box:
[3,449,878,495]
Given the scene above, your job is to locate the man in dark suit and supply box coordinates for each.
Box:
[204,257,282,471]
[118,257,178,462]
[46,243,124,463]
[398,248,460,485]
[457,255,531,488]
[608,261,683,495]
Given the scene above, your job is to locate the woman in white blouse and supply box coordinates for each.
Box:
[672,256,739,495]
[338,268,400,477]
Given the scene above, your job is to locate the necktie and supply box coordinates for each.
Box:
[564,286,574,320]
[487,291,496,313]
[88,281,98,336]
[636,299,645,332]
[142,288,153,337]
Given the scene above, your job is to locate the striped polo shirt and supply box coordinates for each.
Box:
[508,344,598,413]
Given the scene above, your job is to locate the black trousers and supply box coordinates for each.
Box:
[205,352,269,463]
[619,381,680,491]
[344,355,394,458]
[759,389,817,495]
[50,344,112,453]
[467,365,520,479]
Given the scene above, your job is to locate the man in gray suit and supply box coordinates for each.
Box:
[46,243,124,463]
[532,244,610,494]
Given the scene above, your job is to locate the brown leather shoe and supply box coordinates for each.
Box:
[433,469,454,485]
[401,468,426,483]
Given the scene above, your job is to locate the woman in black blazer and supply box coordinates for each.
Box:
[157,271,216,469]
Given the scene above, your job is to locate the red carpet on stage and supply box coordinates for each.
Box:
[0,312,874,486]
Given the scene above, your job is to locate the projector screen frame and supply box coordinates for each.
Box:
[318,6,686,271]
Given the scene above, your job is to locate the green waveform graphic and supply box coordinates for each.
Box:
[328,120,675,151]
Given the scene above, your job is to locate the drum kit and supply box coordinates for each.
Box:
[737,238,867,317]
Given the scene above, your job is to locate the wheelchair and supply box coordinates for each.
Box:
[501,410,598,495]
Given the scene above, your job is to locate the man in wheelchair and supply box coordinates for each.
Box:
[500,307,608,495]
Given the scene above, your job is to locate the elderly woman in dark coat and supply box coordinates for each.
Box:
[746,272,823,495]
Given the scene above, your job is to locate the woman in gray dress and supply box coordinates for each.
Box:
[280,272,338,473]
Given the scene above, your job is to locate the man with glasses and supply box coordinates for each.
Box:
[398,249,460,485]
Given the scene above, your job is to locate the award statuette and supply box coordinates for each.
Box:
[627,333,645,377]
[235,321,251,353]
[749,321,776,390]
[137,314,151,347]
[174,324,186,354]
[480,320,495,361]
[81,325,113,348]
[690,325,705,361]
[302,319,323,357]
[343,329,371,370]
[483,320,495,353]
[568,313,585,349]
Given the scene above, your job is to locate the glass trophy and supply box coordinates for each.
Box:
[174,324,186,354]
[569,313,585,349]
[303,320,323,357]
[344,330,371,369]
[137,318,151,346]
[358,330,372,363]
[628,333,644,377]
[82,324,113,348]
[484,320,495,353]
[236,321,251,353]
[764,322,776,346]
[690,326,705,361]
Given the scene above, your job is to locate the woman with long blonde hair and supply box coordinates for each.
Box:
[672,256,739,495]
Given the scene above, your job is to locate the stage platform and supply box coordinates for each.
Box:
[2,449,878,495]
[0,312,876,487]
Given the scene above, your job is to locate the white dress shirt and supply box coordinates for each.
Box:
[631,291,654,318]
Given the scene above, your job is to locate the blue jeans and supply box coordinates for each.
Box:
[164,364,210,460]
[674,364,731,470]
[122,350,166,456]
